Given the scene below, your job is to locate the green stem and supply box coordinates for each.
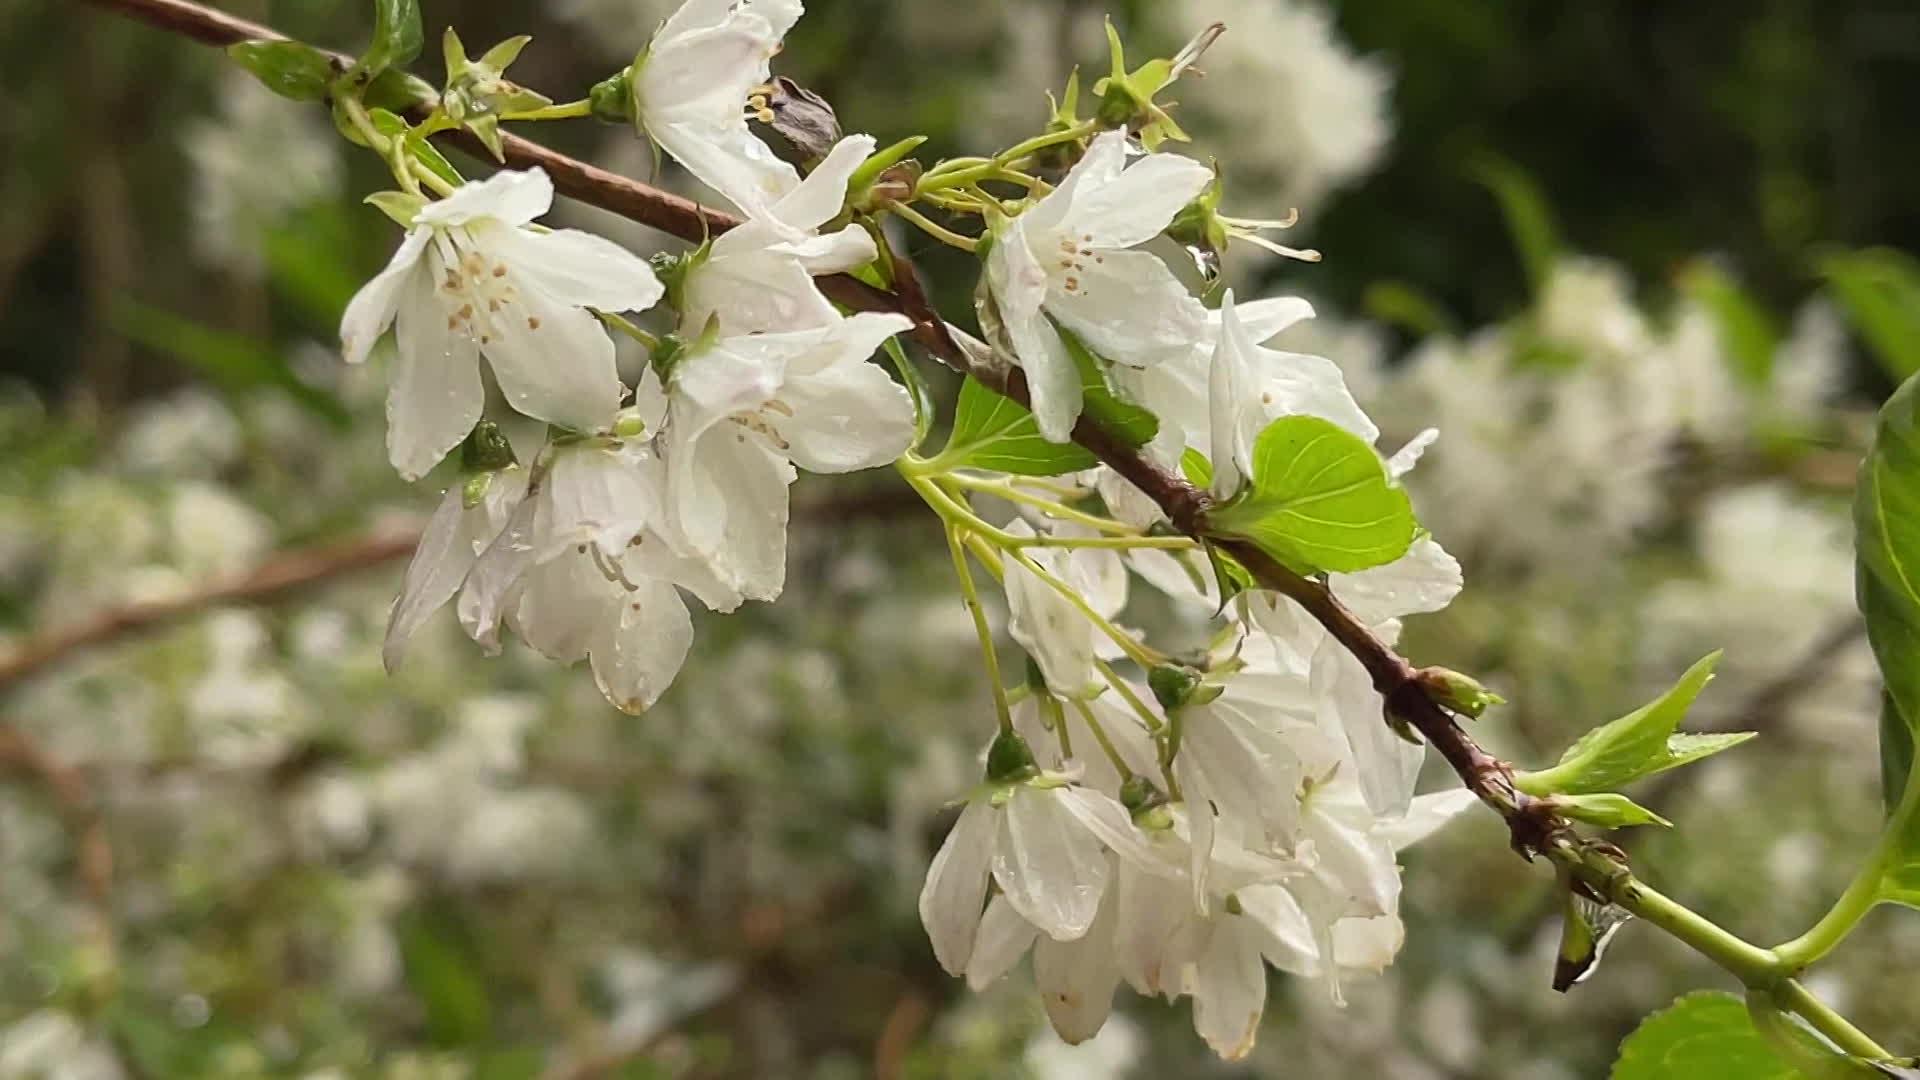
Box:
[1772,980,1893,1059]
[1604,873,1783,986]
[996,542,1163,670]
[918,119,1098,194]
[889,203,978,252]
[1072,699,1133,781]
[944,525,1011,734]
[940,474,1136,534]
[1774,752,1920,971]
[1098,660,1161,734]
[501,99,593,122]
[595,310,660,351]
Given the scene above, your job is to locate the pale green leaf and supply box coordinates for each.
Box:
[1551,792,1672,830]
[361,0,425,78]
[1058,327,1158,451]
[1612,992,1852,1080]
[1824,249,1920,382]
[1472,155,1560,294]
[1516,653,1753,795]
[1206,415,1416,574]
[1679,261,1780,387]
[227,40,335,102]
[934,376,1097,476]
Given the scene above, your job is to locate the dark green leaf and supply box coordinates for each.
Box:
[1517,653,1751,795]
[934,376,1097,476]
[1857,371,1920,775]
[360,0,424,78]
[1680,262,1780,387]
[1612,992,1845,1080]
[1205,415,1416,574]
[1472,155,1560,294]
[1885,693,1914,814]
[227,40,336,102]
[1058,326,1158,451]
[111,299,351,428]
[366,68,440,111]
[400,912,493,1047]
[1824,249,1920,382]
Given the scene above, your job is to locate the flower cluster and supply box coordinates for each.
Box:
[347,4,916,714]
[328,0,1472,1060]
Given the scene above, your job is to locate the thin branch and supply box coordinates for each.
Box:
[0,724,115,959]
[0,528,420,691]
[82,0,1864,1021]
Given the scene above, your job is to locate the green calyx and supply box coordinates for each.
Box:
[1166,165,1230,278]
[985,729,1039,784]
[589,67,636,125]
[1090,18,1217,150]
[440,29,550,161]
[650,241,710,314]
[460,420,518,473]
[1148,663,1219,712]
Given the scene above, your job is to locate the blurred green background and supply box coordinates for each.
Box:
[2,1,1919,1077]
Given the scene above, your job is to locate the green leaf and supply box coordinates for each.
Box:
[1363,280,1457,338]
[1058,327,1159,451]
[360,0,424,78]
[368,109,463,188]
[1856,371,1920,799]
[1205,415,1416,574]
[1680,261,1781,387]
[1824,249,1920,382]
[1612,992,1846,1080]
[934,376,1098,476]
[1884,694,1914,814]
[1179,446,1212,488]
[1517,653,1754,796]
[226,40,336,102]
[111,299,351,428]
[400,912,493,1047]
[365,68,439,112]
[1551,792,1672,830]
[1472,155,1560,294]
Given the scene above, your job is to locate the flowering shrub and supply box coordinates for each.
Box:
[5,0,1920,1075]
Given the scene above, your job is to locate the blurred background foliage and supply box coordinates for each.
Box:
[2,1,1920,1077]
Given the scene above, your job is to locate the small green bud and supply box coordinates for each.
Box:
[1416,666,1507,720]
[1148,664,1200,712]
[460,471,493,510]
[985,729,1039,784]
[1118,775,1155,814]
[650,334,687,382]
[365,190,427,228]
[1547,792,1672,831]
[1088,18,1218,150]
[1222,892,1245,916]
[589,69,635,125]
[460,419,517,473]
[611,409,648,439]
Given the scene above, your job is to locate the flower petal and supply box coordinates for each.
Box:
[388,272,485,481]
[490,225,664,314]
[1046,249,1208,370]
[963,895,1038,990]
[341,228,429,366]
[1331,536,1462,625]
[991,786,1110,940]
[1061,151,1212,250]
[589,577,694,713]
[918,799,998,975]
[648,119,796,219]
[1034,886,1121,1044]
[778,356,915,473]
[384,470,528,672]
[1188,918,1268,1061]
[1377,788,1477,851]
[765,134,875,234]
[482,286,624,434]
[416,168,554,228]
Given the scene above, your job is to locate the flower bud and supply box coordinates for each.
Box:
[589,69,635,125]
[985,729,1039,784]
[460,420,517,473]
[1416,666,1506,720]
[1148,664,1221,712]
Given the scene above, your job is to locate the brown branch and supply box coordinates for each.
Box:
[0,724,116,959]
[0,528,420,691]
[81,0,1589,881]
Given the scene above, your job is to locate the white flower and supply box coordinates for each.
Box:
[679,134,879,335]
[1207,288,1378,498]
[383,466,531,672]
[985,131,1214,441]
[1001,520,1127,699]
[459,439,737,713]
[662,312,915,599]
[1249,536,1464,815]
[634,0,805,217]
[919,776,1142,973]
[339,168,663,480]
